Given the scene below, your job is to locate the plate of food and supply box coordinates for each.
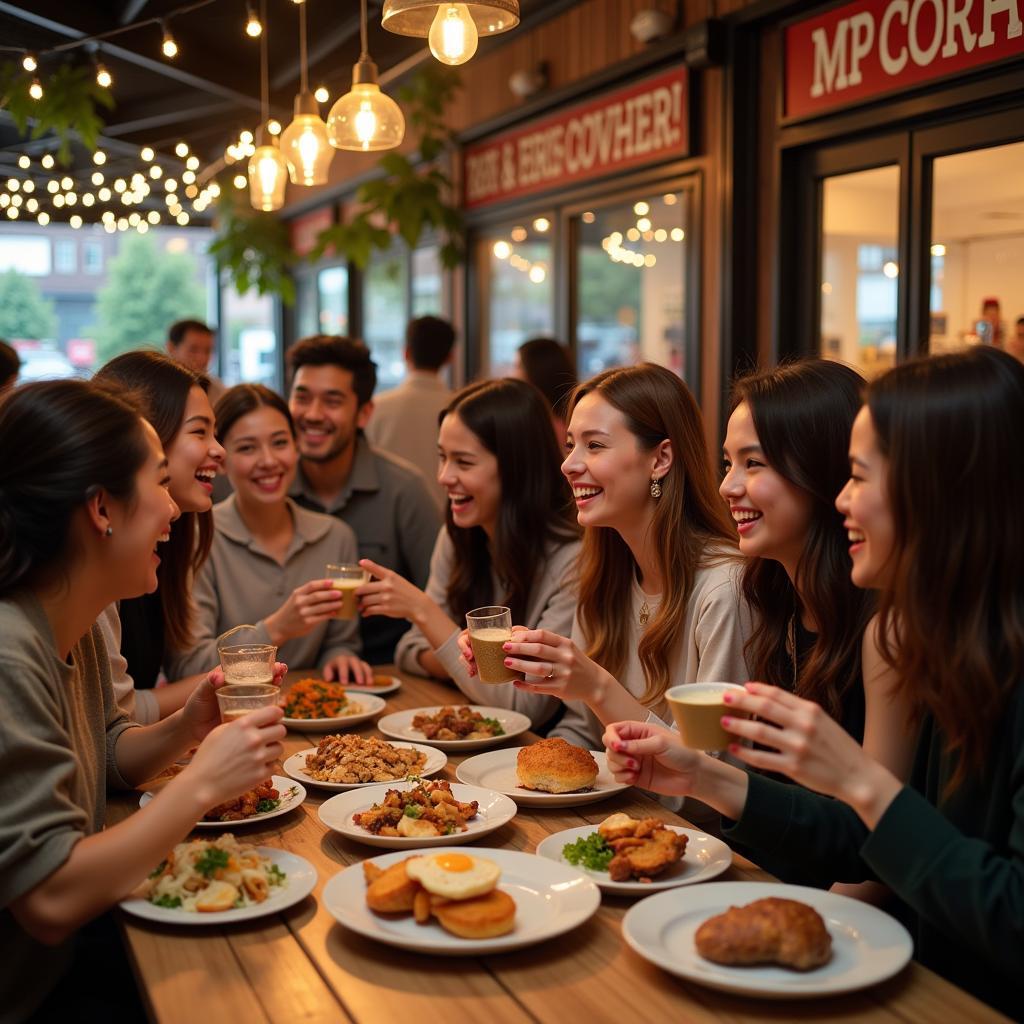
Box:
[455,738,630,807]
[318,779,517,849]
[139,775,306,828]
[536,814,732,895]
[280,679,386,732]
[621,881,913,998]
[120,834,317,925]
[282,734,447,791]
[322,847,600,955]
[344,674,403,696]
[376,705,531,751]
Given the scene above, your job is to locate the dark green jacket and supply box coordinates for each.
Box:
[723,684,1024,1018]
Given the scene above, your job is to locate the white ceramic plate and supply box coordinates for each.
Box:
[322,846,600,955]
[456,747,630,807]
[345,675,403,697]
[283,741,447,791]
[282,693,387,733]
[376,705,532,751]
[621,881,914,998]
[318,782,518,849]
[120,848,317,926]
[139,775,306,829]
[536,823,732,895]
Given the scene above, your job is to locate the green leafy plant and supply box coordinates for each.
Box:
[0,63,114,164]
[209,190,299,305]
[313,64,464,270]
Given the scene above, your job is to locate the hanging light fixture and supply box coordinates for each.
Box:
[248,0,288,211]
[328,0,405,152]
[280,1,334,184]
[381,1,519,66]
[160,20,179,58]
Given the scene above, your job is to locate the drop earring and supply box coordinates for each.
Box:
[650,477,662,499]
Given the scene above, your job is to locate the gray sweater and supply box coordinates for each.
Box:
[0,592,137,1020]
[168,496,361,679]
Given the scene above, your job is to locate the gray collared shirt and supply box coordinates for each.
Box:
[167,495,362,678]
[290,433,441,664]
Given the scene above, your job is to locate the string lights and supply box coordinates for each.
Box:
[159,20,179,58]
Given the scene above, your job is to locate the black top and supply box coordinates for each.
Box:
[792,616,866,742]
[118,591,164,689]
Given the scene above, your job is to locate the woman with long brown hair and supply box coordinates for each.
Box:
[605,347,1024,1015]
[480,363,750,749]
[358,378,580,703]
[93,350,225,721]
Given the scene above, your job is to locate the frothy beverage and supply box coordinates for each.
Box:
[216,682,278,723]
[223,666,275,686]
[332,578,362,619]
[666,683,748,751]
[470,627,524,684]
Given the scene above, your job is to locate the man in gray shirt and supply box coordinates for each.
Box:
[287,335,441,664]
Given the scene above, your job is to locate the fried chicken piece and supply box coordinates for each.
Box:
[607,827,687,881]
[695,897,832,971]
[365,858,422,914]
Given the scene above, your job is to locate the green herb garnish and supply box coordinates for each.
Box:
[562,832,614,871]
[148,859,168,879]
[256,797,280,814]
[403,804,424,819]
[268,864,287,886]
[153,894,182,908]
[479,716,505,736]
[194,847,231,877]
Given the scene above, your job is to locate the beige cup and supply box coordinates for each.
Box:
[466,606,525,684]
[666,682,748,751]
[326,563,369,619]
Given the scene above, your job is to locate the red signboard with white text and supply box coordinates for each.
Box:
[785,0,1024,119]
[463,68,688,210]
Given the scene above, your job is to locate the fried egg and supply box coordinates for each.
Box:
[405,852,500,900]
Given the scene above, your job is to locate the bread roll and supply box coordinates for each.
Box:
[516,738,598,793]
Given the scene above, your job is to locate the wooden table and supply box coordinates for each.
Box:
[109,669,1009,1024]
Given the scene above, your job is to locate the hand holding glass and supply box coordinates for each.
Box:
[466,606,524,684]
[326,562,370,619]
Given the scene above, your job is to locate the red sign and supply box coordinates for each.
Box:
[289,205,335,257]
[463,68,688,210]
[785,0,1024,119]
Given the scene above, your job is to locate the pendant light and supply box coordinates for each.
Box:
[248,0,288,211]
[327,0,405,152]
[280,2,334,184]
[381,1,519,66]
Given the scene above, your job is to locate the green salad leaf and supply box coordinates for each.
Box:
[152,894,182,909]
[562,832,614,871]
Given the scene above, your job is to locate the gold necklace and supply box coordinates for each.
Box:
[639,599,650,626]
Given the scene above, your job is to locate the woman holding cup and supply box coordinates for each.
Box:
[603,348,1024,1016]
[167,385,372,685]
[0,380,286,1019]
[360,378,579,721]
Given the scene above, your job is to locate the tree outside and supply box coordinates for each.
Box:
[94,234,207,363]
[0,268,58,341]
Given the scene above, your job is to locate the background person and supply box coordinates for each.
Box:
[166,318,225,405]
[513,337,577,444]
[0,339,19,395]
[365,315,455,516]
[287,335,441,665]
[168,384,371,684]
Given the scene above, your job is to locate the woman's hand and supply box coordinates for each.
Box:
[721,683,902,823]
[456,629,477,677]
[184,704,287,808]
[604,721,704,796]
[264,580,342,644]
[502,629,610,701]
[181,663,287,745]
[322,653,374,686]
[357,558,429,622]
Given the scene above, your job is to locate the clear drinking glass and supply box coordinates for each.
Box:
[215,626,279,723]
[325,562,369,619]
[465,605,524,684]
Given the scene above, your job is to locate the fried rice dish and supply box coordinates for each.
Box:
[304,733,426,784]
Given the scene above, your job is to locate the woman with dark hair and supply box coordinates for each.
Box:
[0,380,284,1019]
[475,364,749,756]
[605,347,1024,1015]
[93,350,224,721]
[167,384,371,684]
[362,378,579,701]
[514,337,577,443]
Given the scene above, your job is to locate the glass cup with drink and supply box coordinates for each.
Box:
[666,682,749,751]
[465,606,525,684]
[216,624,279,723]
[326,562,370,619]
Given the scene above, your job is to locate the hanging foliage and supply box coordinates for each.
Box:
[0,63,114,163]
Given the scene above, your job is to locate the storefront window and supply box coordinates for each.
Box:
[412,245,443,317]
[363,241,408,391]
[318,266,348,335]
[478,218,554,376]
[220,277,279,390]
[819,166,900,377]
[929,140,1024,356]
[575,192,688,377]
[295,272,319,338]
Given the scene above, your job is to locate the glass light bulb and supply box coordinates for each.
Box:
[281,111,334,185]
[247,145,288,211]
[96,65,112,88]
[428,4,479,66]
[355,102,377,147]
[327,80,405,152]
